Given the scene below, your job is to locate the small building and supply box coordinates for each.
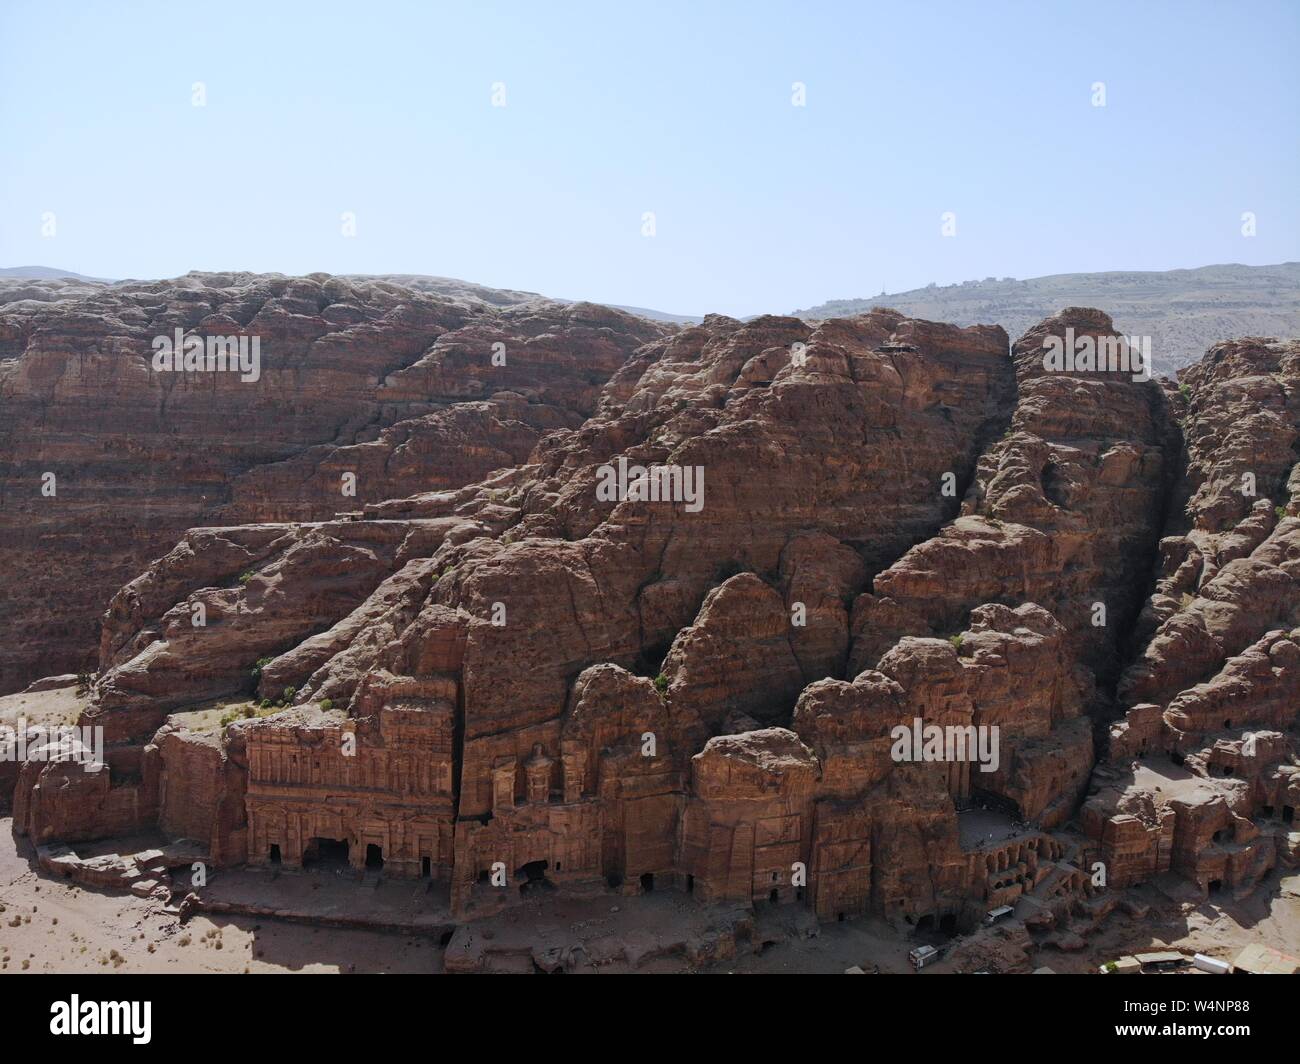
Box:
[909,944,940,970]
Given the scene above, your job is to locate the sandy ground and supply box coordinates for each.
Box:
[2,812,1296,974]
[168,697,290,735]
[0,820,440,974]
[0,684,88,732]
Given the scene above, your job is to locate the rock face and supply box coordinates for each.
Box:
[850,308,1177,695]
[1083,336,1300,897]
[5,277,1298,942]
[0,272,667,692]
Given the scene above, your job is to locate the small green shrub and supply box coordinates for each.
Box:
[319,698,334,712]
[250,655,273,685]
[282,686,296,703]
[260,698,273,710]
[238,570,254,586]
[948,634,963,650]
[653,673,669,694]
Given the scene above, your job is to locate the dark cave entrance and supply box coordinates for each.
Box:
[421,856,432,878]
[640,872,655,893]
[301,837,349,869]
[1040,462,1070,508]
[913,911,958,945]
[633,638,674,681]
[517,860,554,896]
[365,843,384,870]
[268,843,281,865]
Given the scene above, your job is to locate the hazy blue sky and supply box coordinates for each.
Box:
[1,0,1296,316]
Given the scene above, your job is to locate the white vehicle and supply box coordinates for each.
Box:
[984,905,1014,926]
[1193,953,1231,975]
[909,945,941,970]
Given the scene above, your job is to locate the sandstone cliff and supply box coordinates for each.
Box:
[0,272,667,691]
[5,275,1296,936]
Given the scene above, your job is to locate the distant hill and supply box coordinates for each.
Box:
[0,265,112,282]
[793,263,1300,374]
[602,304,701,325]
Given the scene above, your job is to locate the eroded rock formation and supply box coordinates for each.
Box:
[1084,335,1300,898]
[0,272,667,691]
[5,276,1297,950]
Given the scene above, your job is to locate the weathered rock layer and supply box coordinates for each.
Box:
[0,272,666,691]
[5,276,1297,940]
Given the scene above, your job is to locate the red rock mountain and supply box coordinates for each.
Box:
[0,272,668,692]
[4,273,1296,948]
